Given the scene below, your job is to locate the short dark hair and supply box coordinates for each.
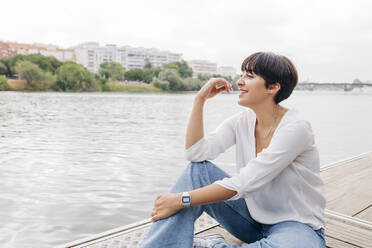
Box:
[241,52,298,104]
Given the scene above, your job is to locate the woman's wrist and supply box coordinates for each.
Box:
[194,94,206,104]
[175,193,184,209]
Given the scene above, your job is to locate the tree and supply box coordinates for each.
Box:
[197,73,211,81]
[27,54,55,73]
[55,62,97,91]
[99,61,125,80]
[183,77,203,91]
[125,69,153,83]
[15,60,44,85]
[7,54,27,76]
[0,75,11,90]
[0,59,7,75]
[152,66,162,78]
[151,77,169,91]
[164,60,193,78]
[158,69,186,91]
[177,60,193,78]
[144,59,152,70]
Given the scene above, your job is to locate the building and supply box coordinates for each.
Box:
[0,41,76,62]
[188,60,217,77]
[72,42,183,72]
[217,66,237,78]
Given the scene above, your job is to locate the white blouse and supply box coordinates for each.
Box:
[185,107,326,230]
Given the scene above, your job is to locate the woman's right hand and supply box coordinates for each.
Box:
[196,78,233,102]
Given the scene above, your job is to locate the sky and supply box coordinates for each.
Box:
[1,0,371,83]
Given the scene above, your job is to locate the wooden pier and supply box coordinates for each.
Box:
[59,151,372,248]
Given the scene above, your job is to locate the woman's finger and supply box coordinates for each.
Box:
[214,78,231,93]
[151,214,162,222]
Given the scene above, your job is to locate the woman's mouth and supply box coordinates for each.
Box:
[239,89,248,96]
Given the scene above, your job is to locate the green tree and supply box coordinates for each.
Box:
[15,60,44,85]
[158,68,186,91]
[27,54,55,73]
[7,54,27,76]
[152,66,162,78]
[197,73,211,81]
[183,77,203,91]
[144,59,152,70]
[5,54,62,76]
[55,62,97,91]
[0,75,11,90]
[125,69,153,83]
[164,60,193,78]
[99,61,125,80]
[151,77,169,91]
[0,59,8,75]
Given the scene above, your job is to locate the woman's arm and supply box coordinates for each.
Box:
[185,96,206,149]
[185,78,232,150]
[151,184,237,222]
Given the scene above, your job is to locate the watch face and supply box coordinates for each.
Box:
[182,196,190,203]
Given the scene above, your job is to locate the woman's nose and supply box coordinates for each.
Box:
[236,77,244,86]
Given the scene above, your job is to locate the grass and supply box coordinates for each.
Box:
[104,83,163,93]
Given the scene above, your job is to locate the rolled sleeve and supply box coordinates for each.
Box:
[213,120,313,200]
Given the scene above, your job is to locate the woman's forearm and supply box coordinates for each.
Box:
[185,96,206,149]
[179,184,237,207]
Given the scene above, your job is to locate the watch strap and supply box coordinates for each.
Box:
[181,191,191,207]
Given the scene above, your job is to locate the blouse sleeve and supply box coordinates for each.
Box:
[184,111,242,162]
[214,120,313,200]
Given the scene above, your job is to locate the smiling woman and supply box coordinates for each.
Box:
[139,52,326,248]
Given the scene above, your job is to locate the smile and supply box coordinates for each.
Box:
[239,89,248,96]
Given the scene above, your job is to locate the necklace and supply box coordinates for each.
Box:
[257,104,280,139]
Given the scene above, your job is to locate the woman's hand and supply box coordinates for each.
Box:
[196,78,233,102]
[151,193,183,222]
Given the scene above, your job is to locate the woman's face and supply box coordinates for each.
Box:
[236,71,272,107]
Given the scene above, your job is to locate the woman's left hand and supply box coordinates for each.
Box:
[151,193,183,222]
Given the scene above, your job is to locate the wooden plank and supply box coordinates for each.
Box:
[354,205,372,222]
[324,216,372,248]
[321,153,372,218]
[325,236,360,248]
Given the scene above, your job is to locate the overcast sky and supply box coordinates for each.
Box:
[1,0,371,83]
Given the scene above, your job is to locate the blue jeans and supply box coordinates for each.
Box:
[139,161,326,248]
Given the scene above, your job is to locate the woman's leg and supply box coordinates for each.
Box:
[139,160,262,248]
[212,221,326,248]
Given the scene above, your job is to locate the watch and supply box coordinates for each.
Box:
[181,192,191,207]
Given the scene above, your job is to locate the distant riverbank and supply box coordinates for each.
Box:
[4,79,163,93]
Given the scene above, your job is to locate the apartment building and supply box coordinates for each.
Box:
[72,42,182,72]
[0,41,76,62]
[217,66,237,78]
[188,59,218,76]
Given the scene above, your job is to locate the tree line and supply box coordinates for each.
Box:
[0,54,237,92]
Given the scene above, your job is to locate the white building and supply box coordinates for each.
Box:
[0,41,75,62]
[188,60,217,77]
[72,42,182,72]
[217,66,237,78]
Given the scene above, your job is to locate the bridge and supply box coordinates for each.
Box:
[296,82,372,91]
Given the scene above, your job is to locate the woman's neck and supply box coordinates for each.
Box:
[252,102,287,130]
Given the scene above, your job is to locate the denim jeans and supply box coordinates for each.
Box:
[139,161,326,248]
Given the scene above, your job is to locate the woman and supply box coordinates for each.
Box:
[139,52,326,248]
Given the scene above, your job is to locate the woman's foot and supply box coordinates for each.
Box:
[193,233,226,248]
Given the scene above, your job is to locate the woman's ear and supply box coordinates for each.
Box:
[269,82,281,93]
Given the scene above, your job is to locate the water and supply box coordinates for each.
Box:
[0,90,371,247]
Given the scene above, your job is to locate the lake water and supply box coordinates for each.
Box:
[0,90,371,247]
